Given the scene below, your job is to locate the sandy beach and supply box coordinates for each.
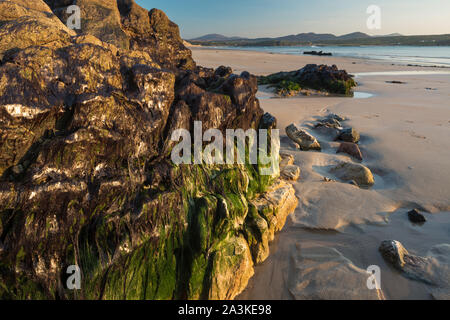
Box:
[192,47,450,300]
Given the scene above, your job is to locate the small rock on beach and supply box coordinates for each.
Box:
[408,209,427,224]
[329,162,375,187]
[286,124,321,151]
[338,128,360,144]
[337,142,363,161]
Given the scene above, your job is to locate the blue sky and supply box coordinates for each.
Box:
[135,0,450,39]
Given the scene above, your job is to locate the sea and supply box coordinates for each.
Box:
[209,45,450,68]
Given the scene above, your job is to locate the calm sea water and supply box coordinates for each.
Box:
[212,46,450,67]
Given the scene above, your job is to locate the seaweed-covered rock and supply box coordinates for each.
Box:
[0,0,297,301]
[259,64,356,96]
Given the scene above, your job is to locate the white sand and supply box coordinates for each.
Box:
[192,48,450,300]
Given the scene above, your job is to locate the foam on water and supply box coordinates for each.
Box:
[353,91,375,99]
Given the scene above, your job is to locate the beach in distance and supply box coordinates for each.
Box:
[192,46,450,300]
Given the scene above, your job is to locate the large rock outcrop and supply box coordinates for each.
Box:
[259,64,357,96]
[0,0,297,300]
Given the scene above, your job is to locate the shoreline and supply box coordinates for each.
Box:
[191,48,448,76]
[192,47,450,300]
[191,47,450,73]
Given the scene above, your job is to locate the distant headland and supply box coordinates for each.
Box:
[189,32,450,47]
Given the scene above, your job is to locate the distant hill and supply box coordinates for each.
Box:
[190,32,372,43]
[275,32,337,42]
[373,33,403,38]
[338,32,371,40]
[189,32,450,47]
[190,34,245,42]
[189,32,374,45]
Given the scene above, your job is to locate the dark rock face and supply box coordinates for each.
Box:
[259,64,356,96]
[176,70,263,132]
[0,0,293,300]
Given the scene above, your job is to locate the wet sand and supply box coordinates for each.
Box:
[192,48,450,300]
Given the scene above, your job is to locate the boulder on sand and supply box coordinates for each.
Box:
[338,128,360,144]
[286,124,321,151]
[315,118,342,129]
[279,152,295,168]
[326,113,346,122]
[279,152,300,181]
[337,142,363,161]
[330,162,375,187]
[379,240,412,269]
[314,122,341,140]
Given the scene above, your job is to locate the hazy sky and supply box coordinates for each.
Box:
[135,0,450,39]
